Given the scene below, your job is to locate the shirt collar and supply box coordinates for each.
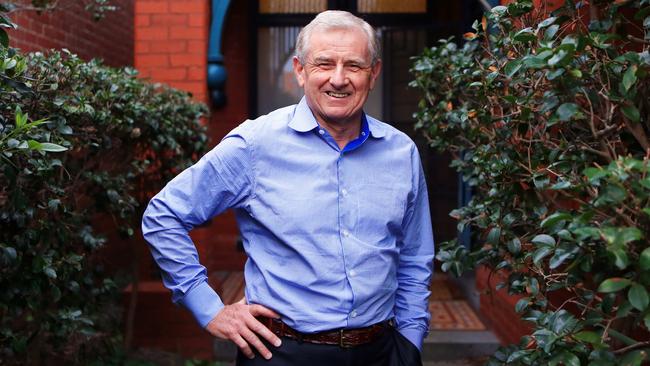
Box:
[289,96,386,139]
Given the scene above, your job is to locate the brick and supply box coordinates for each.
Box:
[169,26,205,40]
[135,1,169,14]
[188,13,207,27]
[187,40,205,53]
[149,40,187,53]
[136,54,169,67]
[170,54,203,66]
[135,41,150,54]
[149,67,188,81]
[187,66,204,81]
[151,14,188,26]
[135,14,151,27]
[136,26,169,41]
[169,1,207,14]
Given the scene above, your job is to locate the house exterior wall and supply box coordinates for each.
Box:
[129,0,251,358]
[8,0,134,67]
[134,0,249,277]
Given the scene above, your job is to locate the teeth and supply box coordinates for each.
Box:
[327,91,348,98]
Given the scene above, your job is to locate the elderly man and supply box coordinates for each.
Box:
[142,10,434,366]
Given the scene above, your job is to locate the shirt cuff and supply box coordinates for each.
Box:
[398,327,425,351]
[178,281,224,328]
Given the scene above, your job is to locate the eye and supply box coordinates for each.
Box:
[346,64,362,72]
[316,62,335,70]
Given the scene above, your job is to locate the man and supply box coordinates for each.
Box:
[142,10,434,366]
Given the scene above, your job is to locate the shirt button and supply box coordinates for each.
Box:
[341,188,348,196]
[361,132,366,136]
[351,310,358,318]
[318,129,325,135]
[349,270,356,277]
[342,230,349,237]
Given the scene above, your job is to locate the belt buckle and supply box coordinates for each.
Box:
[339,329,353,348]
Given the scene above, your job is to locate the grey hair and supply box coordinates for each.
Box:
[295,10,380,66]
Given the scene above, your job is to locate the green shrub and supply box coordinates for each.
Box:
[412,0,649,364]
[0,46,208,364]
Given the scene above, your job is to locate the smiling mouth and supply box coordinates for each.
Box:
[326,91,350,98]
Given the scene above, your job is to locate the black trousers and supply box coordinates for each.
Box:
[236,327,422,366]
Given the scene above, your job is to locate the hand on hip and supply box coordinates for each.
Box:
[205,298,282,360]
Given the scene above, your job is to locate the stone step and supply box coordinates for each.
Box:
[422,330,500,361]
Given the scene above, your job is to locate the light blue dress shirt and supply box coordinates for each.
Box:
[142,97,434,350]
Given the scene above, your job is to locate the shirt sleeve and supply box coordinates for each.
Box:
[394,144,435,351]
[141,128,254,328]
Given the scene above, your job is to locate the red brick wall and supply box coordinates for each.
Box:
[128,1,251,359]
[476,266,532,345]
[134,0,250,275]
[7,0,133,67]
[134,0,210,104]
[195,0,251,271]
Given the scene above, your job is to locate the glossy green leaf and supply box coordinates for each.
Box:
[573,330,601,344]
[547,68,565,80]
[2,246,17,261]
[513,28,536,43]
[533,246,553,266]
[621,104,641,123]
[640,247,650,271]
[538,16,557,29]
[598,278,631,293]
[515,297,529,313]
[541,212,572,228]
[619,350,647,366]
[532,234,555,247]
[544,24,560,40]
[504,59,523,78]
[622,65,638,91]
[611,248,630,270]
[0,29,7,48]
[487,226,501,245]
[549,244,577,269]
[43,267,57,279]
[601,227,642,246]
[628,284,649,311]
[507,238,521,255]
[556,103,580,121]
[617,300,633,318]
[39,143,68,152]
[584,167,607,182]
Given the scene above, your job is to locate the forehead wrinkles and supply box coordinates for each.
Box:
[304,27,371,62]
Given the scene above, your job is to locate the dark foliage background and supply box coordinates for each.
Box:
[412,0,650,364]
[0,9,208,363]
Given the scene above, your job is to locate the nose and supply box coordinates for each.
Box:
[329,64,348,88]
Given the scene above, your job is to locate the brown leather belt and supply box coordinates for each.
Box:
[258,317,393,348]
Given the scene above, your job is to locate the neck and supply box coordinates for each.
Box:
[318,117,361,150]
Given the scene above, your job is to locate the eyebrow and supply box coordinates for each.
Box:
[311,56,368,65]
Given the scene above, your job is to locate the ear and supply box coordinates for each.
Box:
[368,59,382,90]
[293,56,305,87]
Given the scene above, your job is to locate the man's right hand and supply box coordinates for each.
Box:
[205,298,283,360]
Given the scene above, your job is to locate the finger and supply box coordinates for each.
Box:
[247,316,282,348]
[232,334,255,359]
[249,304,281,319]
[241,327,273,360]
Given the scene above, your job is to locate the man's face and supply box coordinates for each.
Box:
[293,27,381,127]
